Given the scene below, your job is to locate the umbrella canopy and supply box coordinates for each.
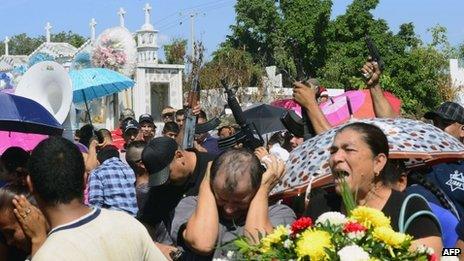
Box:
[0,131,48,154]
[69,68,134,104]
[0,92,63,135]
[271,118,464,197]
[272,90,401,127]
[271,99,302,117]
[319,90,401,126]
[243,103,288,135]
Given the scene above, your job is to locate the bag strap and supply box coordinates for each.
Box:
[398,193,442,234]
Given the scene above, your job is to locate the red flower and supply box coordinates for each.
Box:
[343,221,367,234]
[291,217,312,234]
[428,253,438,261]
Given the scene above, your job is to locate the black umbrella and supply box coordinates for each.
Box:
[0,92,63,136]
[242,103,288,135]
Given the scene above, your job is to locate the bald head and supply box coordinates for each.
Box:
[210,149,264,193]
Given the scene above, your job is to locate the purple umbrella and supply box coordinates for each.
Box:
[0,92,63,135]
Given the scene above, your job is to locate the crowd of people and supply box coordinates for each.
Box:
[0,58,464,260]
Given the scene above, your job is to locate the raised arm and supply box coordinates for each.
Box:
[244,155,285,243]
[182,163,219,255]
[362,59,398,118]
[293,82,332,134]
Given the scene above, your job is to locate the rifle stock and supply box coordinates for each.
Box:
[218,83,264,151]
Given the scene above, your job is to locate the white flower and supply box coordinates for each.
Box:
[441,257,459,261]
[337,245,370,261]
[226,251,234,259]
[316,211,347,226]
[212,259,228,261]
[346,231,365,240]
[283,239,293,248]
[416,244,434,255]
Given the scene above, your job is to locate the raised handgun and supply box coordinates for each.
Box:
[365,34,385,71]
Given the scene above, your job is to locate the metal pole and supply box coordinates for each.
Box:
[82,91,93,126]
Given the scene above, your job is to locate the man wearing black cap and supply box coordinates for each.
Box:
[424,101,464,142]
[411,101,464,220]
[139,114,156,142]
[122,118,140,150]
[138,137,215,247]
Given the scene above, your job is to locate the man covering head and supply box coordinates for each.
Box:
[170,149,296,259]
[27,136,166,260]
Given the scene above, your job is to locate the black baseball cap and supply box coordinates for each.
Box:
[139,114,154,124]
[142,137,178,187]
[424,102,464,125]
[123,119,140,133]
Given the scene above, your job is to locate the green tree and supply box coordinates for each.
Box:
[163,38,187,64]
[200,46,263,90]
[0,33,42,55]
[51,31,87,48]
[225,0,332,78]
[0,32,86,55]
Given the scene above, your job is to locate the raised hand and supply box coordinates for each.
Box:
[292,81,318,108]
[254,146,269,161]
[361,57,381,88]
[260,154,285,193]
[13,195,48,255]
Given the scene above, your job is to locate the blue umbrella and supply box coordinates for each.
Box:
[69,68,134,124]
[69,68,134,104]
[0,92,63,135]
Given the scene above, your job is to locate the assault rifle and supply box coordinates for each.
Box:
[181,75,220,149]
[218,81,264,151]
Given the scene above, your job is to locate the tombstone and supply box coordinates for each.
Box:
[262,66,283,103]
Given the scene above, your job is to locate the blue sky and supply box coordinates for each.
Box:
[1,0,463,60]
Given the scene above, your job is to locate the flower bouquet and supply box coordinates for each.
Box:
[92,37,127,72]
[232,207,436,260]
[231,179,437,260]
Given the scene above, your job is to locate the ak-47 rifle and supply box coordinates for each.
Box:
[182,73,200,149]
[181,43,220,149]
[218,81,264,151]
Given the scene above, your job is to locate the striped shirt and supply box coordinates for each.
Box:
[88,157,138,216]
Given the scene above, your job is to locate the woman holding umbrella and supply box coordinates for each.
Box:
[304,122,443,254]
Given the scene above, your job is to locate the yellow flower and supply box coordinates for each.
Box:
[295,229,332,260]
[350,206,391,229]
[372,226,411,248]
[260,225,290,253]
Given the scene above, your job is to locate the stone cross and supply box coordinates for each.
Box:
[262,66,283,102]
[89,18,97,42]
[4,36,9,55]
[143,3,152,26]
[45,22,52,42]
[118,8,126,27]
